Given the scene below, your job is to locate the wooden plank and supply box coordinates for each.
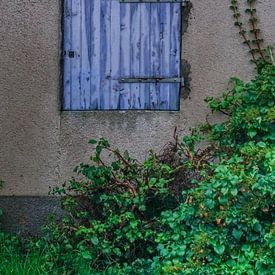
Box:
[159,3,171,110]
[80,0,91,110]
[169,3,181,110]
[63,0,72,110]
[139,3,151,109]
[90,0,101,109]
[130,3,141,109]
[120,0,184,2]
[119,2,131,109]
[100,0,111,109]
[110,0,121,109]
[150,3,161,109]
[71,0,81,110]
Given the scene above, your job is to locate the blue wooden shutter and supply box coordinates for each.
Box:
[63,0,183,111]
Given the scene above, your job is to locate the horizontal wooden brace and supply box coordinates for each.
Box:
[120,0,186,5]
[119,77,184,83]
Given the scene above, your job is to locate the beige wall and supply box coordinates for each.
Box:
[1,0,274,196]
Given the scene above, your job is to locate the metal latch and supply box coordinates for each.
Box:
[119,77,184,84]
[68,51,75,58]
[64,51,75,58]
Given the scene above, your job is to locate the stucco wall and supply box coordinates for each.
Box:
[0,0,274,232]
[0,0,61,196]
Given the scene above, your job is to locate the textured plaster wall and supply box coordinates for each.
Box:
[59,0,275,184]
[0,0,61,196]
[0,0,274,230]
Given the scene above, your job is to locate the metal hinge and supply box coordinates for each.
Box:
[119,77,184,84]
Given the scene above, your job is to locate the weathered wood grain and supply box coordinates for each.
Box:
[159,3,170,110]
[90,0,101,109]
[130,3,141,109]
[71,0,81,110]
[64,0,181,110]
[80,0,91,109]
[110,0,121,109]
[120,2,131,109]
[169,3,181,110]
[63,0,72,110]
[140,3,151,109]
[100,0,111,109]
[150,3,160,109]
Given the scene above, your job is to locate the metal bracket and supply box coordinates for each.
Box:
[119,77,184,84]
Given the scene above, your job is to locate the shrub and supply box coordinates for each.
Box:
[44,134,207,273]
[41,63,275,274]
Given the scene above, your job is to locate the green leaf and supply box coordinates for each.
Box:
[111,162,120,171]
[230,188,238,196]
[81,251,92,260]
[205,199,215,209]
[253,223,262,233]
[232,229,242,240]
[241,244,251,252]
[257,141,266,148]
[89,139,97,145]
[91,237,99,245]
[248,130,257,138]
[214,244,225,255]
[149,178,157,185]
[226,259,236,267]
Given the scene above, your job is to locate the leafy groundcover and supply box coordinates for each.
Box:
[1,64,274,274]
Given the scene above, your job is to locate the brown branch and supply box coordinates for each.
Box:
[247,1,266,61]
[231,3,258,65]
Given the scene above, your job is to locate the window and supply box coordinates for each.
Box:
[63,0,184,111]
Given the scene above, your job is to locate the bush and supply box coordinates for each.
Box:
[39,63,275,274]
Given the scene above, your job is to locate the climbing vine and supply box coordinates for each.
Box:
[230,0,274,66]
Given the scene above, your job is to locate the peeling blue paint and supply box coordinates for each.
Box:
[63,0,181,110]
